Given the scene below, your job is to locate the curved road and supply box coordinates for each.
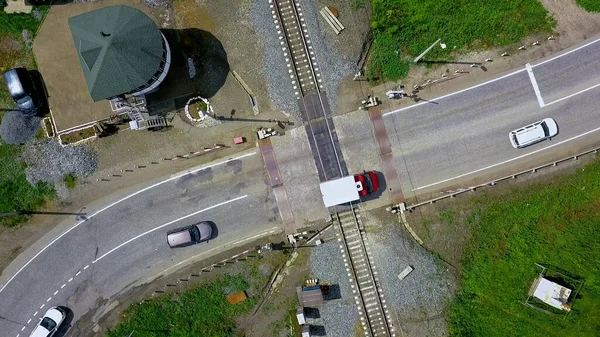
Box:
[0,150,279,337]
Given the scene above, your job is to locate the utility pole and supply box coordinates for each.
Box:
[414,38,446,63]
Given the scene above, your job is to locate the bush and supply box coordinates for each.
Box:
[576,0,600,12]
[63,174,77,190]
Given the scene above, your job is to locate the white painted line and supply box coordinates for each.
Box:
[413,124,600,191]
[383,68,526,116]
[526,63,545,108]
[533,35,600,68]
[0,151,257,294]
[27,319,31,324]
[75,271,81,276]
[39,304,44,310]
[544,82,600,107]
[21,327,25,331]
[68,278,73,283]
[92,195,248,264]
[46,297,51,302]
[384,35,600,117]
[53,291,58,295]
[83,265,89,270]
[60,284,66,289]
[33,311,37,316]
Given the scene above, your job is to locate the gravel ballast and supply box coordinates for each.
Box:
[21,140,98,197]
[361,210,458,336]
[250,0,355,119]
[309,239,359,337]
[0,112,41,145]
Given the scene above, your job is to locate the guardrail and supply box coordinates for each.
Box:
[401,146,600,211]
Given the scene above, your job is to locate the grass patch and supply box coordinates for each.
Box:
[0,6,49,37]
[576,0,600,12]
[58,125,97,145]
[0,141,55,227]
[107,274,256,337]
[0,5,54,227]
[447,160,600,336]
[368,0,555,80]
[63,174,77,190]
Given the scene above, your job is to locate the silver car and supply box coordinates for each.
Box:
[167,221,213,248]
[3,68,38,115]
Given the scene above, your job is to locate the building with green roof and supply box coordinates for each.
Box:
[68,5,171,102]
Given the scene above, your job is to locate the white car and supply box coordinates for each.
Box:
[29,307,65,337]
[509,118,558,149]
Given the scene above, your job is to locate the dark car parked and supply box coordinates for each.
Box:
[3,68,40,115]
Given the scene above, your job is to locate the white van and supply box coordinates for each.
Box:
[509,118,558,149]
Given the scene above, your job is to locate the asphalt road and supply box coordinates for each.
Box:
[4,32,600,337]
[0,150,279,337]
[383,36,600,197]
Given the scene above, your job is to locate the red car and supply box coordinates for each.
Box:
[354,171,379,197]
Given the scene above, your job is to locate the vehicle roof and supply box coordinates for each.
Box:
[167,230,192,247]
[30,308,63,337]
[167,222,212,247]
[44,308,64,323]
[3,69,26,97]
[320,176,360,207]
[195,222,212,240]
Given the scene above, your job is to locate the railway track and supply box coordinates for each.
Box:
[336,209,395,337]
[271,0,322,97]
[270,2,394,335]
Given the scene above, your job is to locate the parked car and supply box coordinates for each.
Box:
[354,171,380,197]
[29,307,65,337]
[509,118,558,149]
[3,68,39,115]
[167,221,213,248]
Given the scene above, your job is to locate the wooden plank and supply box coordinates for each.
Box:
[323,7,344,31]
[320,8,340,34]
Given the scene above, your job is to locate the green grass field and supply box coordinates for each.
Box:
[446,161,600,336]
[368,0,555,80]
[108,275,256,337]
[576,0,600,12]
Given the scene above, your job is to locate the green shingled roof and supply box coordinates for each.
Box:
[68,5,164,101]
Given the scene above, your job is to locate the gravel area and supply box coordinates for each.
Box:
[0,112,40,145]
[21,140,98,198]
[362,209,458,337]
[298,0,356,115]
[309,239,359,337]
[250,0,300,119]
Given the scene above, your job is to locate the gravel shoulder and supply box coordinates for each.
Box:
[362,207,458,337]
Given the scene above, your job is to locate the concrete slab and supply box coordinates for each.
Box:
[33,0,159,132]
[271,127,329,228]
[332,109,393,209]
[3,0,32,13]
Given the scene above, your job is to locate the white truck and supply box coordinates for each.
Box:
[319,172,379,207]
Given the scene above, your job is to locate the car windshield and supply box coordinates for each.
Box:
[188,226,200,242]
[40,317,57,331]
[15,95,31,104]
[540,122,550,137]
